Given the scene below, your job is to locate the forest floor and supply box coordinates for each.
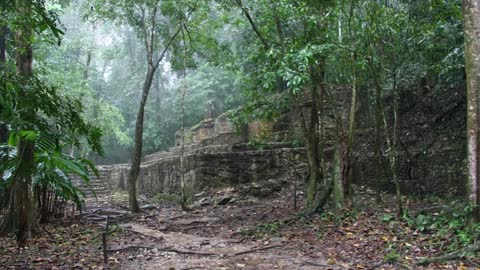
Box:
[1,186,479,270]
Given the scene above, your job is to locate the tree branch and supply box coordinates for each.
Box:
[153,4,197,71]
[137,4,150,62]
[234,0,270,50]
[152,26,182,71]
[150,4,158,64]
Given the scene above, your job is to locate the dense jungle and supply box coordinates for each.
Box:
[1,0,480,269]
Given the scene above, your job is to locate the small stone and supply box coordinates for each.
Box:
[216,197,232,205]
[270,237,286,243]
[195,191,206,198]
[199,197,210,206]
[140,204,155,210]
[200,240,210,246]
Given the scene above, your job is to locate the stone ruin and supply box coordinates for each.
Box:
[85,85,468,199]
[99,113,307,198]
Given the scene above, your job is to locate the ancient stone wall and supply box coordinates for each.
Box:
[104,144,306,197]
[96,85,467,199]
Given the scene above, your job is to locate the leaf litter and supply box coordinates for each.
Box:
[1,185,479,269]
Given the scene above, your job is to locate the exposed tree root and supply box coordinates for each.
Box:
[159,247,217,256]
[108,245,217,256]
[239,184,334,235]
[229,245,281,256]
[301,260,329,267]
[108,245,153,253]
[108,244,282,257]
[416,242,480,266]
[302,182,333,218]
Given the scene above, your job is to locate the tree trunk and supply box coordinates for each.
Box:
[391,70,403,217]
[179,31,190,210]
[299,75,331,215]
[367,50,386,204]
[463,0,480,222]
[0,26,9,143]
[1,0,36,246]
[332,146,344,209]
[83,49,92,81]
[125,6,183,212]
[127,67,155,213]
[300,87,321,208]
[0,26,7,64]
[344,51,358,208]
[373,79,384,203]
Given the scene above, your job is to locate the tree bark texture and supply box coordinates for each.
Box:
[0,26,9,143]
[344,51,358,208]
[1,0,35,245]
[128,66,155,213]
[0,26,8,63]
[463,0,480,222]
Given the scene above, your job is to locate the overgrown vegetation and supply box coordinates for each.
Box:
[0,0,479,267]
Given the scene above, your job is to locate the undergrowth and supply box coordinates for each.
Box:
[243,221,284,238]
[401,202,480,251]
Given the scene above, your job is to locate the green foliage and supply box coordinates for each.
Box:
[0,131,98,210]
[0,62,102,211]
[0,0,64,45]
[247,137,270,151]
[404,203,480,251]
[382,214,394,223]
[152,193,180,204]
[320,209,360,226]
[249,221,283,238]
[34,151,96,209]
[35,5,132,159]
[384,250,401,262]
[0,66,103,155]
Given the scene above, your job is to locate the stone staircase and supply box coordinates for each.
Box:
[71,166,112,197]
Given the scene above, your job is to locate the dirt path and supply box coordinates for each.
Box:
[117,223,329,270]
[1,186,476,269]
[79,190,339,270]
[76,187,476,270]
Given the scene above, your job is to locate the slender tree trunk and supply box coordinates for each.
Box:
[0,26,9,143]
[83,50,92,81]
[179,30,190,210]
[299,87,321,208]
[366,49,386,204]
[0,26,7,64]
[300,73,332,215]
[128,66,155,213]
[463,0,480,222]
[0,23,10,209]
[373,78,384,203]
[332,145,344,209]
[125,6,183,212]
[344,51,358,208]
[391,70,403,217]
[1,0,35,245]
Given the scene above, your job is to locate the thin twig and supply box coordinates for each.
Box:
[108,246,153,253]
[301,260,330,267]
[229,245,281,256]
